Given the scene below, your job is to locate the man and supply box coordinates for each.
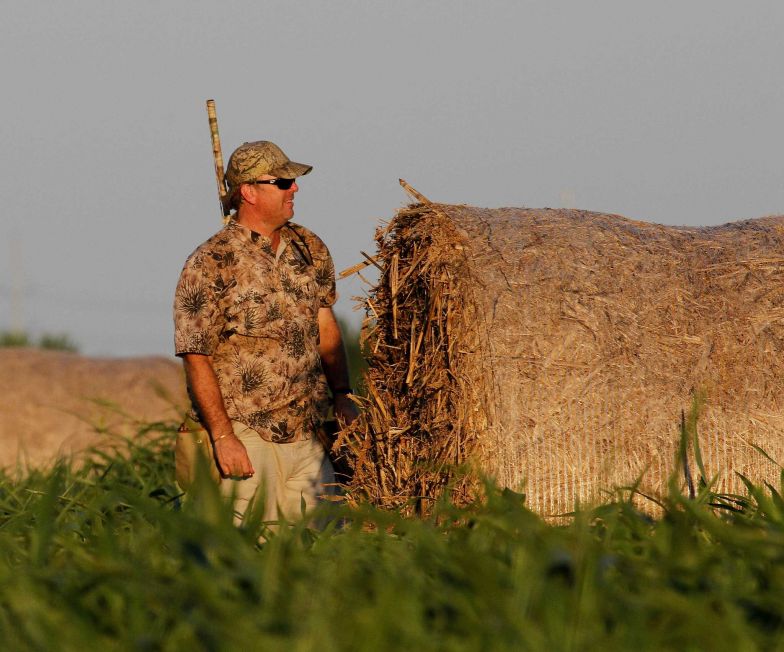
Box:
[173,140,357,524]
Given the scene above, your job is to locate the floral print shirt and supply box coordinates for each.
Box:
[174,219,336,443]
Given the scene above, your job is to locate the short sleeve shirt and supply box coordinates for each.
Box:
[173,219,336,443]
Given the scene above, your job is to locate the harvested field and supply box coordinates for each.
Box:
[343,200,784,516]
[0,348,187,470]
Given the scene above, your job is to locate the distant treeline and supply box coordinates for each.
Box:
[0,330,79,353]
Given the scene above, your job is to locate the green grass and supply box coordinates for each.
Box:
[338,317,367,395]
[2,424,784,650]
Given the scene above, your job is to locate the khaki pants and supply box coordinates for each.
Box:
[220,421,336,526]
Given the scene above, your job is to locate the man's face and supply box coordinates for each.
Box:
[245,174,299,227]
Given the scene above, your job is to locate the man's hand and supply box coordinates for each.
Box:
[214,433,255,478]
[333,393,359,428]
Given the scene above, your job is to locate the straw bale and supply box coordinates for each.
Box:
[343,204,784,516]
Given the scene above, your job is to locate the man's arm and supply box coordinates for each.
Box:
[317,307,359,425]
[181,353,254,478]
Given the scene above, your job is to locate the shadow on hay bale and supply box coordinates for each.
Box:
[340,201,784,516]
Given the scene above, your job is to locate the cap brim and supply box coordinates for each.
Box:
[269,161,313,178]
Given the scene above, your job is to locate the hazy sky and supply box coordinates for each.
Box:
[1,1,782,357]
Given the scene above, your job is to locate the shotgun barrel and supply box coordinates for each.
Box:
[206,99,230,221]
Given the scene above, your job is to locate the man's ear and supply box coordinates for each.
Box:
[239,183,256,205]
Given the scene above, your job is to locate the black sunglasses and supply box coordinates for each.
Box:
[247,178,296,190]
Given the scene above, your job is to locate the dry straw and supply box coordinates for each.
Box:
[340,192,784,517]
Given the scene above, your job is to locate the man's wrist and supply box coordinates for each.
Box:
[212,431,236,443]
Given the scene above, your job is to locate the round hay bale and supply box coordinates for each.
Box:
[344,203,784,516]
[0,348,188,471]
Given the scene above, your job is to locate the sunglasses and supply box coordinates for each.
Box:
[247,178,296,190]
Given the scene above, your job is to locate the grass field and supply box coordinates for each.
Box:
[2,422,784,651]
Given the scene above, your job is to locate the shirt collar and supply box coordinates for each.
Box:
[225,219,291,257]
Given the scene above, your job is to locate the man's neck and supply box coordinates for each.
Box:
[235,212,283,250]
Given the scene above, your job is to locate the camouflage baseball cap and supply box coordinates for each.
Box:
[225,141,312,192]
